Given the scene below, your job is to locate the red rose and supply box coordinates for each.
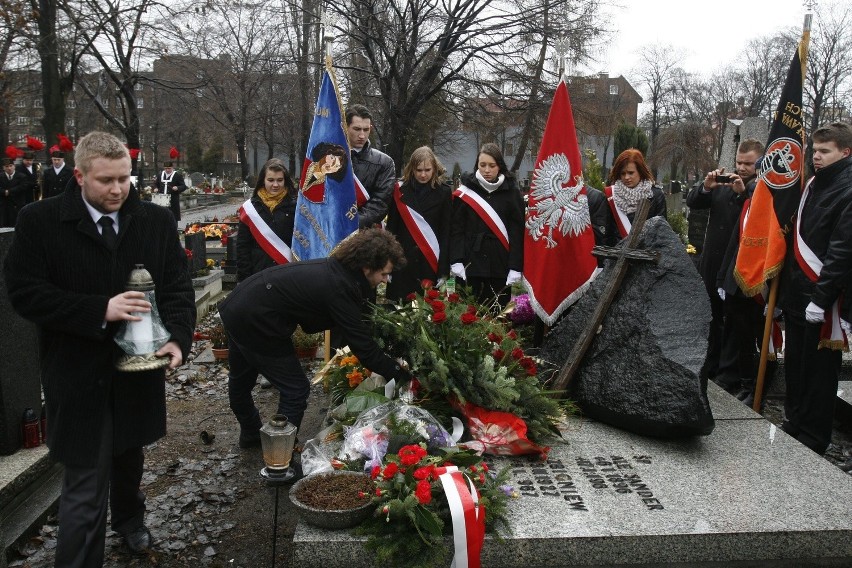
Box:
[481,463,489,472]
[421,279,434,289]
[415,479,432,505]
[507,329,518,340]
[460,312,477,325]
[511,347,524,360]
[466,304,476,314]
[427,289,440,299]
[493,349,505,360]
[430,300,446,312]
[525,362,538,375]
[370,465,381,480]
[406,292,417,301]
[382,462,399,479]
[432,311,447,323]
[487,332,502,343]
[447,292,460,303]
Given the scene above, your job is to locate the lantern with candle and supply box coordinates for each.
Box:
[114,265,172,371]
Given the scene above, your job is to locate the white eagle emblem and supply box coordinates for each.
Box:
[525,153,590,248]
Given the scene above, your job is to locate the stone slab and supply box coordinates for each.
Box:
[293,399,852,566]
[705,382,762,421]
[839,381,852,408]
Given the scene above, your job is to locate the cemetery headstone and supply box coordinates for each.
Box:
[184,231,207,277]
[542,216,714,437]
[0,228,42,454]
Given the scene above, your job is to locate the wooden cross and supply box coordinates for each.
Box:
[551,197,660,394]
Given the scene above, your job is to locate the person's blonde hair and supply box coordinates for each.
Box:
[74,131,130,174]
[401,146,447,188]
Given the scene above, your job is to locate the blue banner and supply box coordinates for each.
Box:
[293,69,358,260]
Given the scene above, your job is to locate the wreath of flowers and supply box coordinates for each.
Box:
[356,443,511,568]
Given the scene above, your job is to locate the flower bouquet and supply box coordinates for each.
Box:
[358,443,511,568]
[371,285,568,455]
[184,223,234,241]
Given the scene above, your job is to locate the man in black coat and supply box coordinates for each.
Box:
[154,161,187,222]
[16,150,39,204]
[42,148,74,199]
[687,138,764,387]
[346,104,396,228]
[0,158,25,227]
[219,228,411,450]
[778,122,852,455]
[4,132,196,564]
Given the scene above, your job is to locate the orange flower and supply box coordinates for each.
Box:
[347,370,364,387]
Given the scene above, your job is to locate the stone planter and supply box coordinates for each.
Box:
[289,471,374,529]
[211,347,229,361]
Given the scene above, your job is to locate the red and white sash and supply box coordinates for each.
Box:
[238,200,292,264]
[793,179,847,349]
[435,465,485,568]
[604,186,631,238]
[354,174,370,208]
[452,185,509,251]
[393,184,440,273]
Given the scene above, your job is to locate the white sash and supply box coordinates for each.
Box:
[239,200,293,264]
[453,185,509,250]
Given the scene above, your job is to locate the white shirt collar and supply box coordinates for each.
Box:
[81,195,119,233]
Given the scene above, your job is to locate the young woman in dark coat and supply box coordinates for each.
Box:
[449,143,525,310]
[385,146,452,301]
[236,158,297,281]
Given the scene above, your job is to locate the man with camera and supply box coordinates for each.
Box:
[687,139,764,391]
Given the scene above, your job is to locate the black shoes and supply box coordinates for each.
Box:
[238,430,261,448]
[122,525,152,554]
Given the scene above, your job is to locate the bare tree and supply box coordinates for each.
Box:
[803,2,852,137]
[635,44,681,172]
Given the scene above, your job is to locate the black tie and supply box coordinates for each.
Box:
[98,216,117,249]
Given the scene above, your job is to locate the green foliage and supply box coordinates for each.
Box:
[614,121,649,157]
[186,139,204,172]
[582,149,605,190]
[667,211,688,244]
[202,138,224,174]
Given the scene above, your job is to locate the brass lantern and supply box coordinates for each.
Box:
[260,414,298,482]
[114,264,171,372]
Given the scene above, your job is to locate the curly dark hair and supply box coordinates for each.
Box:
[331,228,407,272]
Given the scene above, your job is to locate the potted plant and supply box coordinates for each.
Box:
[209,323,229,360]
[292,325,322,360]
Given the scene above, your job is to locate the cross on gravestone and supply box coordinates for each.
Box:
[552,197,660,394]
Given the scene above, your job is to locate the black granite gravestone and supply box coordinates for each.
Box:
[0,228,43,454]
[541,217,714,437]
[183,231,207,277]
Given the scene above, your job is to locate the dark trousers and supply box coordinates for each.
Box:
[783,318,841,454]
[702,286,725,379]
[466,276,511,313]
[227,337,310,432]
[716,296,763,386]
[55,409,145,568]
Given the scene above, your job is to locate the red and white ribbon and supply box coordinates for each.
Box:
[433,466,485,568]
[238,200,292,264]
[604,185,630,238]
[354,174,370,208]
[794,179,846,348]
[393,183,440,273]
[453,185,509,251]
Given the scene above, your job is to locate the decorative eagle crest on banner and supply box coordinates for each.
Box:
[525,153,590,248]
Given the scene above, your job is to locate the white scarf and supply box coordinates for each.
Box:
[612,179,652,214]
[475,170,504,193]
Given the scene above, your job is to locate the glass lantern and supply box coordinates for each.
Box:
[114,264,172,372]
[260,414,298,482]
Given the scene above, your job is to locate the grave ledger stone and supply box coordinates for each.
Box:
[0,228,42,454]
[542,216,714,437]
[183,231,207,277]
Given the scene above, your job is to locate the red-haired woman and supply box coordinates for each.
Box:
[603,148,667,245]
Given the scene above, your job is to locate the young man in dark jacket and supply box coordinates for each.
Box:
[42,148,74,199]
[346,104,396,228]
[219,228,411,450]
[4,132,196,563]
[778,122,852,455]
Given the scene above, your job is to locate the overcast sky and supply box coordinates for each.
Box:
[577,0,809,82]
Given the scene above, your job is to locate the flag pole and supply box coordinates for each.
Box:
[752,9,812,412]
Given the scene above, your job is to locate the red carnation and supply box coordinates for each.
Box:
[511,347,524,360]
[493,349,505,360]
[57,133,74,152]
[507,329,518,340]
[487,332,502,343]
[26,136,45,151]
[406,292,417,302]
[370,465,381,480]
[426,289,439,299]
[382,462,399,479]
[398,444,427,466]
[460,312,477,325]
[432,312,446,324]
[447,292,460,303]
[415,480,432,505]
[430,300,445,312]
[413,465,434,481]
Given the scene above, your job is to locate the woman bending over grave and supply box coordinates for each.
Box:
[385,146,453,302]
[603,149,667,245]
[449,142,525,311]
